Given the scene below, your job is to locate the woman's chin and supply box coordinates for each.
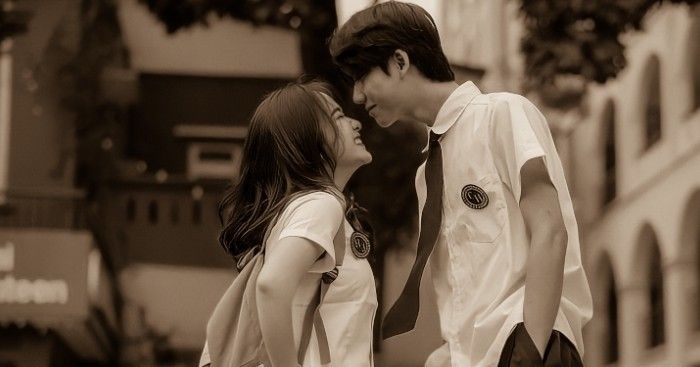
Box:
[358,152,373,167]
[342,154,373,174]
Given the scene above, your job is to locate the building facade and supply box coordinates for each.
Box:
[570,5,700,367]
[0,1,122,365]
[437,2,700,367]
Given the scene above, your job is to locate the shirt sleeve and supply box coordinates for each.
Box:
[276,192,345,274]
[489,95,548,203]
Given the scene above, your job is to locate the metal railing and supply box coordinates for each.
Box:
[0,188,87,230]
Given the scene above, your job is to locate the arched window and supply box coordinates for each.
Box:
[643,55,662,150]
[602,100,616,205]
[695,197,700,331]
[649,241,665,347]
[680,190,700,331]
[637,226,665,348]
[126,198,136,222]
[148,200,159,224]
[607,273,619,362]
[599,254,619,364]
[695,208,699,332]
[691,17,700,112]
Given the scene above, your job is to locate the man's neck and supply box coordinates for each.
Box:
[405,81,460,127]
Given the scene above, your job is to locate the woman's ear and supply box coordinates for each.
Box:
[393,49,410,78]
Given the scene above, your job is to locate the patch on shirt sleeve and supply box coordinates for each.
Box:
[461,184,489,209]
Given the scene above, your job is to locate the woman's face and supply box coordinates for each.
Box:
[319,93,373,171]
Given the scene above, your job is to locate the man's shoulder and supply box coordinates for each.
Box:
[475,91,533,108]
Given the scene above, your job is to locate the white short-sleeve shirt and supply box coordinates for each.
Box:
[416,82,593,367]
[266,191,378,367]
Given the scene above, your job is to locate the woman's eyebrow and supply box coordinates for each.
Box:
[331,107,342,117]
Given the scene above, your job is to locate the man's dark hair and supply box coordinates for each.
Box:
[329,1,454,82]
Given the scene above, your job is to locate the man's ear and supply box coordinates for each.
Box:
[392,49,410,78]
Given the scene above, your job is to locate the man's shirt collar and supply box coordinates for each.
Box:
[422,81,482,152]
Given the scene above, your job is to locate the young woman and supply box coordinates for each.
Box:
[217,81,377,367]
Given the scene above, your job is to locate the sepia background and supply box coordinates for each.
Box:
[0,0,699,366]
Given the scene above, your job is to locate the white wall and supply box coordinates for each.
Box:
[117,0,302,78]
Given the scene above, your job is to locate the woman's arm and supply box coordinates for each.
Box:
[256,237,325,367]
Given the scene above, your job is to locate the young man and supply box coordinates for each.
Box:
[329,2,593,367]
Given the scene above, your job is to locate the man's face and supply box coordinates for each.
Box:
[352,66,403,128]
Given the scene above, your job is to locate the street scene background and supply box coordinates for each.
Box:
[0,0,699,366]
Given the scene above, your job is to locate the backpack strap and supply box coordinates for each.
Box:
[297,196,346,365]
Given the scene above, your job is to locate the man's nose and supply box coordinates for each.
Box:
[352,82,366,105]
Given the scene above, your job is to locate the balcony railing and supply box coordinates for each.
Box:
[0,188,87,230]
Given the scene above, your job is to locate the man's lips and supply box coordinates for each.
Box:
[366,105,376,114]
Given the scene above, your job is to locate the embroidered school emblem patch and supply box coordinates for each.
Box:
[461,184,489,209]
[350,232,371,259]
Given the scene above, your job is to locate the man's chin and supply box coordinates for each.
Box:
[375,117,397,128]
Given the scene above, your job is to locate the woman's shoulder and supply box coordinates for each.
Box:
[282,190,345,219]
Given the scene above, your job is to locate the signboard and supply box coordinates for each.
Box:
[0,229,92,320]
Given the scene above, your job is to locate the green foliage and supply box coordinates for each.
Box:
[519,0,700,108]
[138,0,335,33]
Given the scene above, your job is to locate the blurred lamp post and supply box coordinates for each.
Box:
[0,0,30,206]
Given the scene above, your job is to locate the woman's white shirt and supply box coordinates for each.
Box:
[266,191,377,367]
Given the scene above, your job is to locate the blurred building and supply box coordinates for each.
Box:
[0,0,121,366]
[568,5,700,367]
[1,0,301,365]
[110,1,301,365]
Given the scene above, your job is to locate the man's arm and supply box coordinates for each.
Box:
[520,157,567,358]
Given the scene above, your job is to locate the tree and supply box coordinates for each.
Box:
[519,0,700,109]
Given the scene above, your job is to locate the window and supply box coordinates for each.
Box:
[126,198,136,222]
[148,200,159,224]
[599,254,619,364]
[170,201,179,224]
[696,210,700,331]
[603,100,616,205]
[691,16,700,112]
[643,56,662,150]
[606,274,619,363]
[648,236,665,347]
[681,190,700,331]
[192,201,202,224]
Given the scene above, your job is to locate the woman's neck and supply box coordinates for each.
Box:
[333,166,353,191]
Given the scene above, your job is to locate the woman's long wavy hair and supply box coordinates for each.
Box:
[218,80,342,258]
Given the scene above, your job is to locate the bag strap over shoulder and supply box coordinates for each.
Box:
[237,189,329,271]
[297,208,346,365]
[243,187,346,366]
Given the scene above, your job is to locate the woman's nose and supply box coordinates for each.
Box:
[351,119,362,131]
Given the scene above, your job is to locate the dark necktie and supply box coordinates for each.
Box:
[382,131,444,339]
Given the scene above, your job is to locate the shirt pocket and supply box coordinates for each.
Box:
[453,175,506,244]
